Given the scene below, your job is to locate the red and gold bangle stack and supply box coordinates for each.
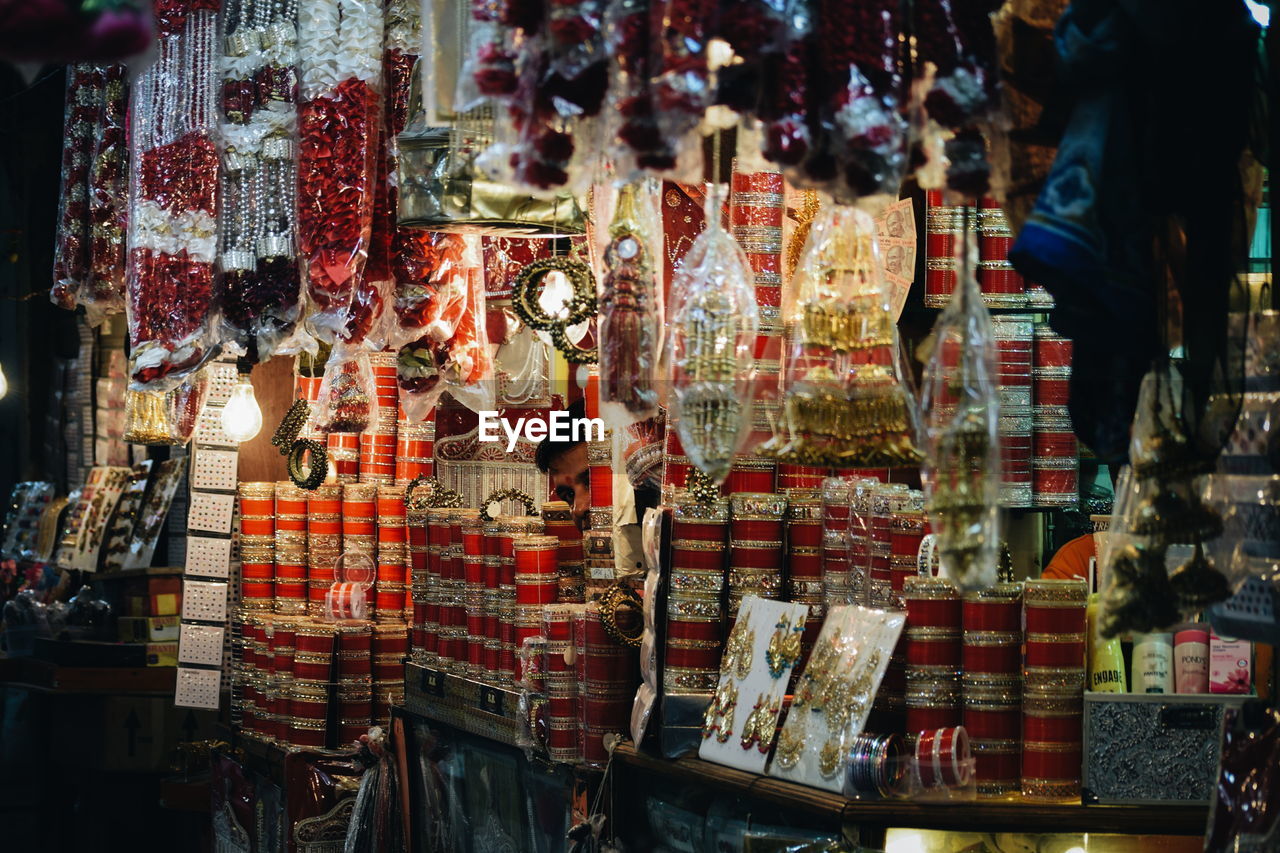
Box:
[408,498,430,663]
[869,483,907,608]
[542,500,585,604]
[440,510,478,675]
[306,484,343,615]
[583,528,614,601]
[903,576,962,743]
[666,498,729,695]
[731,167,785,359]
[576,600,639,769]
[888,488,926,607]
[327,432,360,483]
[394,407,434,485]
[514,534,560,683]
[924,191,971,308]
[422,508,451,668]
[480,520,503,679]
[460,516,486,678]
[375,484,408,621]
[776,463,830,492]
[727,493,787,619]
[977,197,1026,308]
[372,621,408,726]
[993,315,1034,508]
[496,516,544,684]
[334,621,374,738]
[234,614,261,738]
[290,620,337,749]
[341,482,376,560]
[357,351,399,485]
[1022,579,1088,801]
[274,482,309,615]
[238,482,276,611]
[821,478,854,606]
[785,492,824,663]
[542,603,581,762]
[266,618,296,742]
[660,422,692,503]
[587,432,613,510]
[962,582,1024,796]
[1032,322,1078,507]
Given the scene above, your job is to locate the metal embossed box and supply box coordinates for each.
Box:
[1083,693,1246,805]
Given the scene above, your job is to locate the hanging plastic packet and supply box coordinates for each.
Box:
[313,346,379,434]
[51,65,105,315]
[123,369,211,447]
[668,183,759,484]
[603,0,676,177]
[598,180,663,428]
[920,227,1001,591]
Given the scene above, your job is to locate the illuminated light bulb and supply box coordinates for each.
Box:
[221,376,263,442]
[0,363,7,401]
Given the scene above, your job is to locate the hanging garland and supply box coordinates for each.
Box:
[480,488,538,523]
[288,438,329,489]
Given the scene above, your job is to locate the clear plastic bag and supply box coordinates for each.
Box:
[122,369,211,446]
[313,345,380,434]
[297,0,385,342]
[1206,701,1280,852]
[920,230,1001,591]
[598,181,663,428]
[52,65,105,314]
[85,63,129,325]
[124,8,223,390]
[603,0,676,177]
[393,230,466,348]
[668,184,759,485]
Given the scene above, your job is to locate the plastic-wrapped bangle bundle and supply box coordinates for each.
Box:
[442,511,476,676]
[1021,579,1087,800]
[296,0,383,341]
[821,478,854,607]
[274,482,309,614]
[1032,323,1078,506]
[903,576,962,743]
[867,483,903,608]
[542,500,584,601]
[497,516,544,683]
[481,520,504,678]
[218,0,303,360]
[340,483,376,572]
[52,65,105,313]
[358,352,399,484]
[731,168,785,363]
[668,184,759,486]
[375,484,408,620]
[727,493,787,619]
[888,489,927,606]
[239,482,277,610]
[125,3,221,389]
[408,499,430,662]
[661,421,692,503]
[421,508,450,666]
[977,198,1025,308]
[605,0,675,172]
[306,484,342,614]
[598,183,662,424]
[576,601,639,769]
[993,315,1034,507]
[543,604,582,763]
[666,499,729,695]
[87,64,130,322]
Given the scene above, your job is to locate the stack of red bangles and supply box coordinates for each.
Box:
[659,420,691,503]
[1032,323,1078,506]
[375,484,408,619]
[340,482,376,569]
[923,190,967,308]
[460,514,486,678]
[359,351,399,484]
[1021,578,1088,800]
[727,493,787,619]
[993,315,1034,507]
[576,601,638,769]
[513,534,560,682]
[977,197,1026,308]
[306,484,343,615]
[541,500,585,603]
[274,482,309,614]
[903,576,962,745]
[820,478,855,606]
[869,483,905,607]
[888,488,927,607]
[494,515,545,684]
[665,498,729,695]
[335,621,372,740]
[328,432,360,483]
[238,482,275,611]
[394,406,434,485]
[962,582,1024,796]
[784,491,824,664]
[372,621,408,725]
[407,498,431,663]
[541,603,580,763]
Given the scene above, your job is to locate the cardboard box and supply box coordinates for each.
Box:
[117,615,181,643]
[125,576,183,617]
[146,642,177,667]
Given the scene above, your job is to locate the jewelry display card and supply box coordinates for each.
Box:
[123,458,186,569]
[767,605,905,792]
[100,461,154,572]
[699,596,809,774]
[54,465,132,573]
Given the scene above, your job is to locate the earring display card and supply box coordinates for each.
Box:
[124,457,186,569]
[194,403,236,448]
[191,448,240,492]
[174,666,222,710]
[55,465,132,573]
[205,362,239,405]
[767,605,905,792]
[699,596,810,774]
[178,624,226,666]
[186,536,233,579]
[181,579,229,623]
[100,462,153,573]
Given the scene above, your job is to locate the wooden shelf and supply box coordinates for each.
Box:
[610,743,1210,837]
[0,655,176,694]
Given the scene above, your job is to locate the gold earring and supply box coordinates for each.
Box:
[725,616,754,680]
[774,711,807,770]
[754,696,781,754]
[716,682,738,743]
[740,694,766,751]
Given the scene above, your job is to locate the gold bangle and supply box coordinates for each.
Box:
[598,583,643,648]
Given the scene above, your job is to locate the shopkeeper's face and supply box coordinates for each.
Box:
[548,443,590,531]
